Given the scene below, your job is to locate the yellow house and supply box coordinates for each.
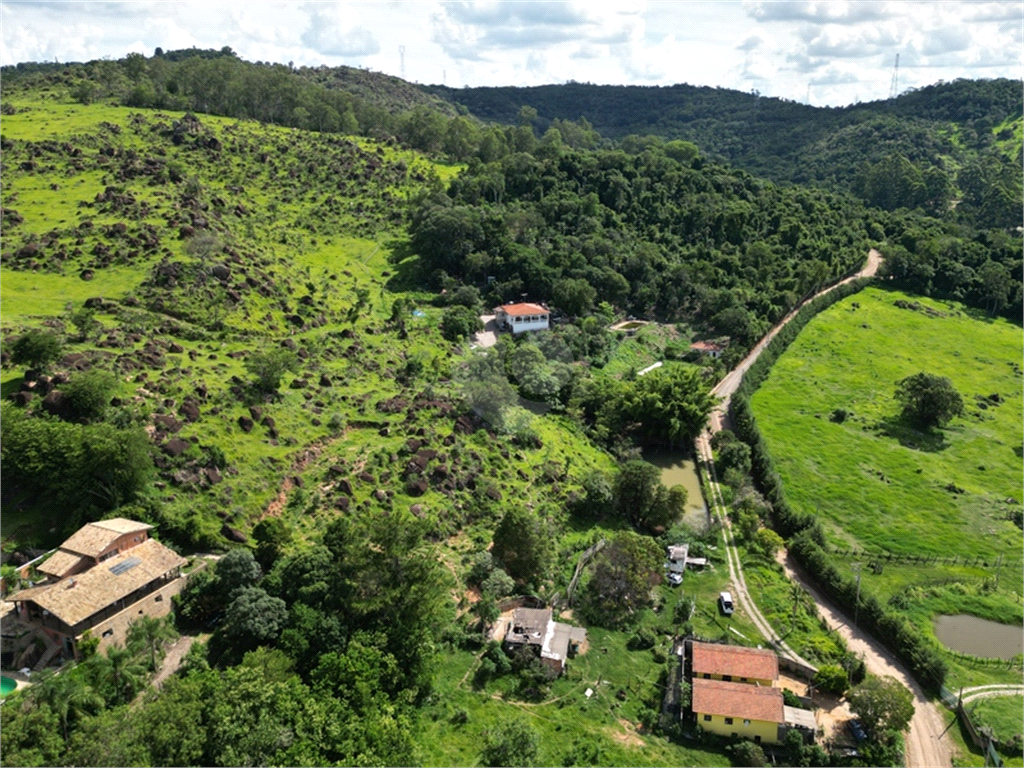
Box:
[693,677,785,745]
[691,641,778,687]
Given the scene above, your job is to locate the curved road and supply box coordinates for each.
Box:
[696,249,954,767]
[960,684,1024,705]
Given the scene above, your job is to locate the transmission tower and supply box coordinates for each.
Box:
[888,53,899,99]
[399,45,405,80]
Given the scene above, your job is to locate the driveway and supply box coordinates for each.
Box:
[472,315,498,348]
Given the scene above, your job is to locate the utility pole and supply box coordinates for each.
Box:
[851,563,862,628]
[888,53,900,99]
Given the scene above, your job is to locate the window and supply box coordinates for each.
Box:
[703,673,711,679]
[703,715,711,722]
[740,677,748,682]
[725,718,733,725]
[155,595,163,602]
[723,675,732,682]
[102,629,114,638]
[744,719,751,726]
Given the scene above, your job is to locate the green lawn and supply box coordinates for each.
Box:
[750,287,1021,562]
[416,631,731,767]
[948,694,1024,767]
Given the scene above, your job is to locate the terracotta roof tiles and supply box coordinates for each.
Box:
[692,678,784,724]
[692,641,779,681]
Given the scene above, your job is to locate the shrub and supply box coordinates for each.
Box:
[441,305,483,342]
[10,328,63,369]
[627,628,656,650]
[814,663,849,695]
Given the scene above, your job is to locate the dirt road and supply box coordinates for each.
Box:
[695,248,952,766]
[779,552,953,768]
[708,248,882,427]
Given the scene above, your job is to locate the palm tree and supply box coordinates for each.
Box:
[103,644,148,705]
[31,667,104,742]
[127,615,179,672]
[789,581,811,618]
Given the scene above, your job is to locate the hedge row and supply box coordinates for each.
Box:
[726,275,949,691]
[730,278,872,537]
[790,529,948,691]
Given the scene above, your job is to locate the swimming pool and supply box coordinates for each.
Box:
[0,676,16,698]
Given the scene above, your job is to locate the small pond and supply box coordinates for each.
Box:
[933,615,1024,659]
[643,449,709,531]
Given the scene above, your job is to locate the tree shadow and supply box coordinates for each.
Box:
[382,239,425,293]
[875,416,951,453]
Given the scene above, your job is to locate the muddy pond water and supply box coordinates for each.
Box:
[932,615,1024,659]
[643,449,710,531]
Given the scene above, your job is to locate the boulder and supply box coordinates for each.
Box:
[262,416,276,429]
[179,400,200,422]
[319,373,332,387]
[409,504,424,518]
[163,438,190,457]
[249,406,263,421]
[10,391,32,406]
[337,478,353,496]
[334,496,350,512]
[41,389,69,418]
[238,416,254,433]
[167,342,184,353]
[221,523,248,543]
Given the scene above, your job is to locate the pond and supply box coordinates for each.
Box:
[0,676,16,698]
[643,449,709,531]
[933,615,1024,659]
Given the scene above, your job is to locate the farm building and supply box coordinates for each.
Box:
[691,640,779,687]
[503,606,586,676]
[692,677,785,744]
[7,534,187,663]
[690,340,725,358]
[494,302,550,334]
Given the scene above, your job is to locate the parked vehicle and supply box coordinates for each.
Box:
[847,719,867,743]
[667,572,683,586]
[719,591,734,615]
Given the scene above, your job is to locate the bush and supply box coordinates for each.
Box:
[730,739,767,767]
[627,628,656,650]
[245,348,298,394]
[10,329,63,369]
[59,370,119,421]
[481,718,540,767]
[441,305,483,342]
[814,663,849,695]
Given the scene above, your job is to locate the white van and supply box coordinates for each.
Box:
[719,591,735,615]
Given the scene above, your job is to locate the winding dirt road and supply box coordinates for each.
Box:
[779,553,953,768]
[695,249,954,767]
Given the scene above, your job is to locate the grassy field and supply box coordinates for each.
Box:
[750,286,1021,562]
[971,695,1024,746]
[749,285,1023,690]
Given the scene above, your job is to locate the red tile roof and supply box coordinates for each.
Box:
[692,678,785,723]
[690,341,724,352]
[692,641,779,681]
[495,303,547,315]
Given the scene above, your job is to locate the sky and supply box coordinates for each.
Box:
[1,1,1021,107]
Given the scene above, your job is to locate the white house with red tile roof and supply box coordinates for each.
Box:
[494,302,549,334]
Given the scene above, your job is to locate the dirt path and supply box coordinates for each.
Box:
[709,248,882,414]
[779,552,952,768]
[960,685,1024,704]
[695,249,952,765]
[694,430,816,671]
[151,634,202,689]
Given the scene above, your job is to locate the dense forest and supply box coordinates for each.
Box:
[424,79,1024,224]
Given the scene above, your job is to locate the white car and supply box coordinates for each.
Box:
[719,591,735,615]
[667,572,683,586]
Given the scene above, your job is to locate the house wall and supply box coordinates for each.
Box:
[75,574,187,657]
[697,711,781,744]
[696,672,775,687]
[509,317,549,334]
[96,530,150,562]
